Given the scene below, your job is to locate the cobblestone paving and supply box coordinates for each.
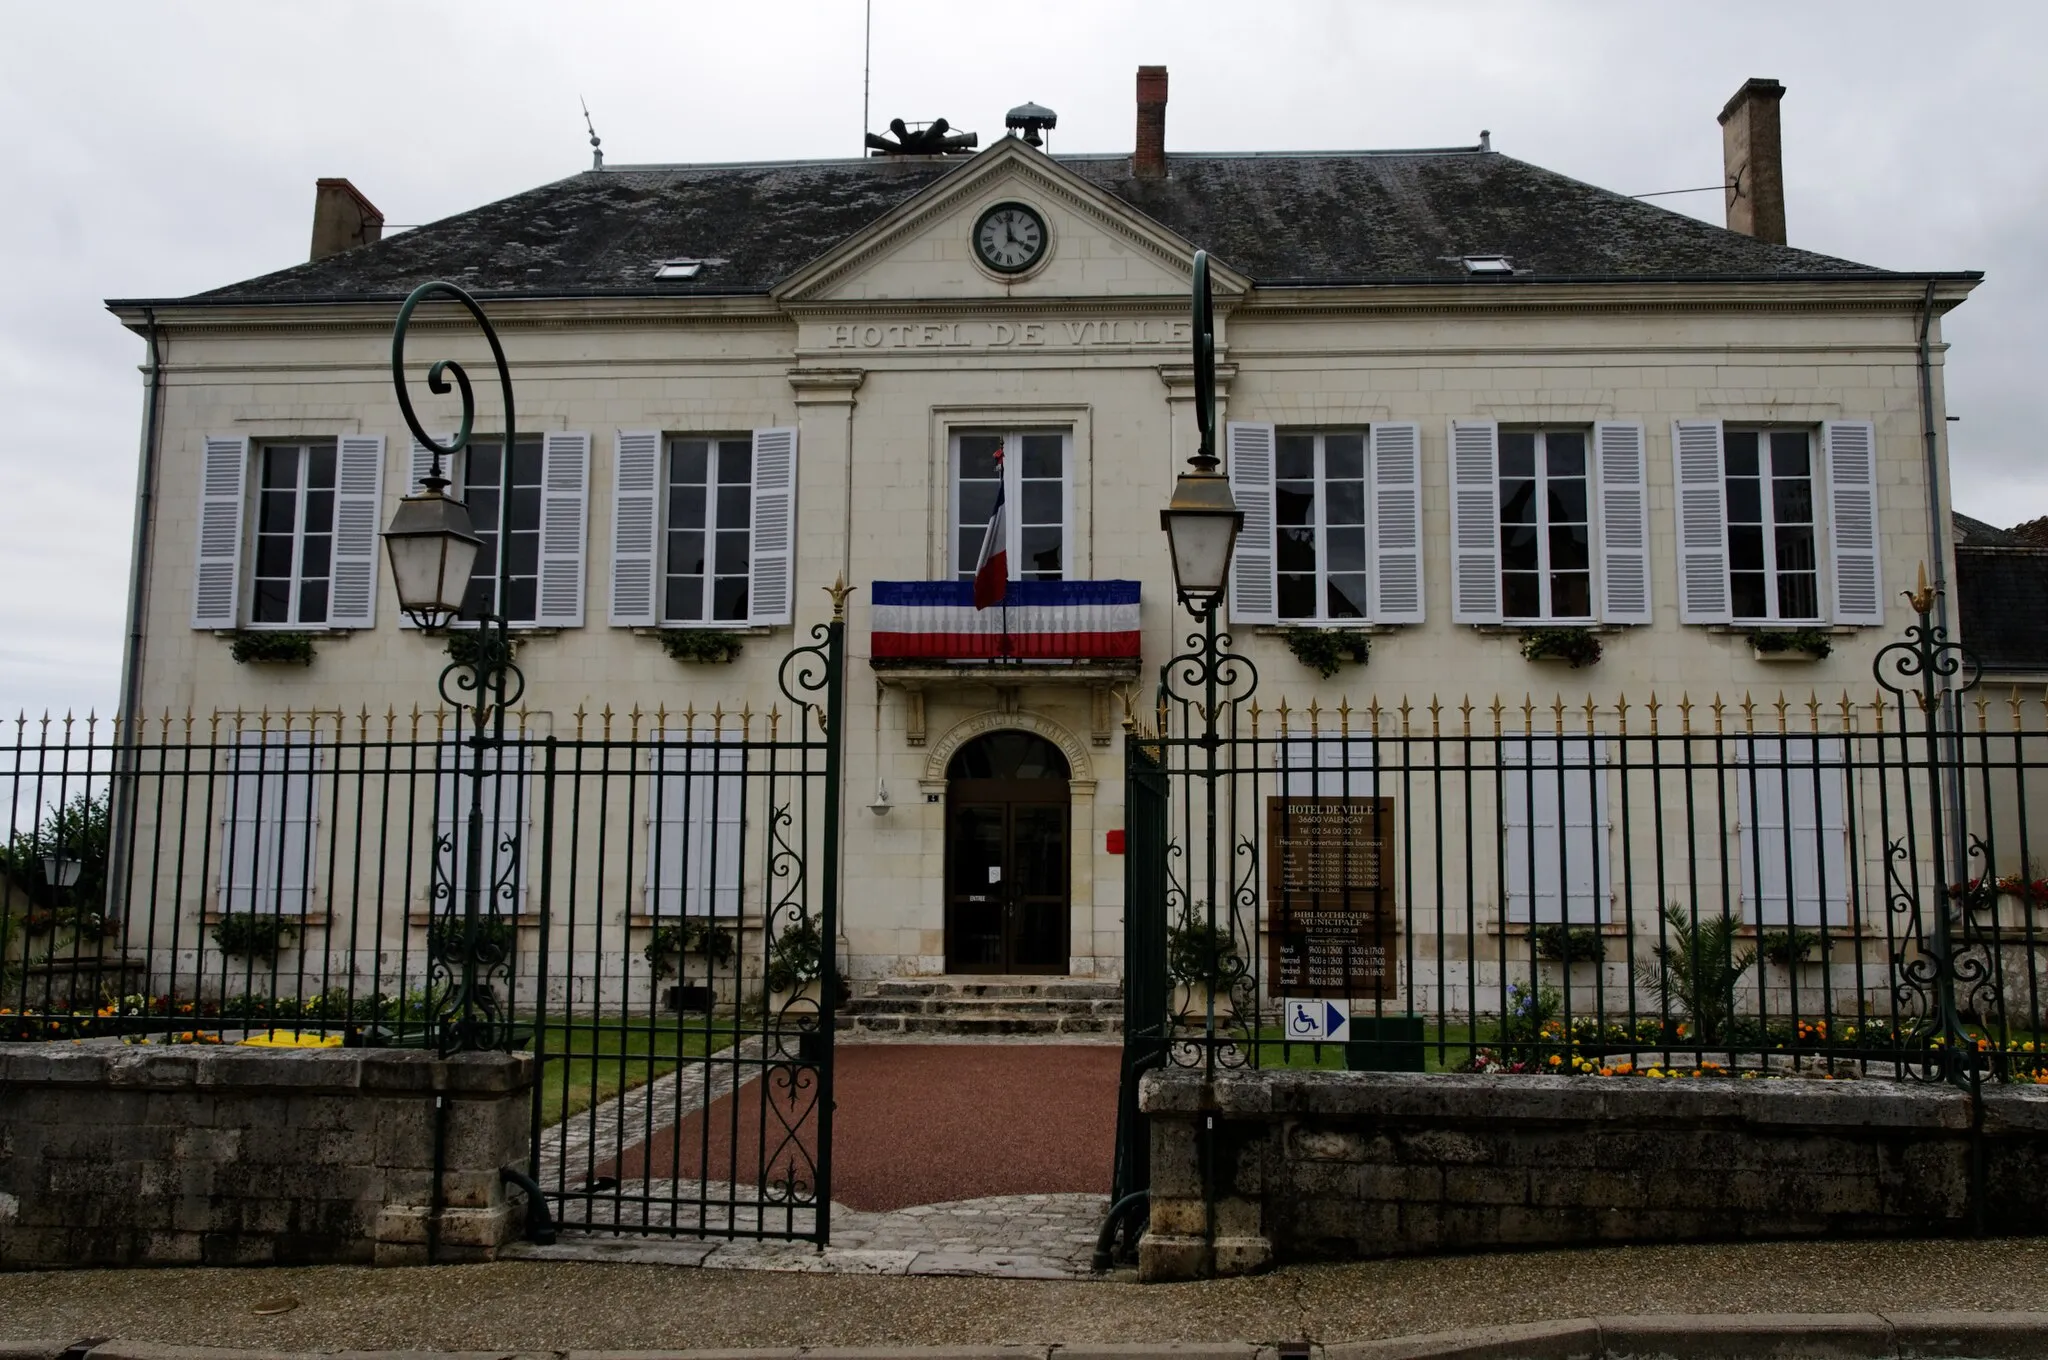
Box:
[511,1190,1105,1279]
[534,1036,768,1188]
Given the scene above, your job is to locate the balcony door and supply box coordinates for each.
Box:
[945,731,1070,974]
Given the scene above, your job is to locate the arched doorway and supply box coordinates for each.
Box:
[946,731,1070,974]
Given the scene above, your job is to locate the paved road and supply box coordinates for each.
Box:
[5,1239,2048,1353]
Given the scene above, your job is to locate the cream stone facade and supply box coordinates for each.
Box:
[108,133,1980,989]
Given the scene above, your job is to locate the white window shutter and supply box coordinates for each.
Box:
[1593,421,1651,625]
[648,731,745,917]
[1448,420,1501,624]
[1501,737,1611,924]
[1368,422,1424,624]
[400,435,454,630]
[610,430,661,626]
[1672,419,1732,624]
[219,737,317,914]
[1824,420,1884,626]
[748,426,799,626]
[192,435,250,629]
[1226,422,1277,625]
[1737,737,1848,926]
[328,434,386,629]
[535,432,590,628]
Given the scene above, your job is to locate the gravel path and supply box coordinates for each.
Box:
[5,1240,2048,1352]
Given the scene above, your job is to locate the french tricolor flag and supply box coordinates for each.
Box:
[973,456,1008,610]
[871,580,1142,661]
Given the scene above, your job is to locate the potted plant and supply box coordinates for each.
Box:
[1750,628,1832,662]
[643,919,737,978]
[1532,923,1606,967]
[1279,627,1369,679]
[1167,911,1244,1024]
[1633,904,1755,1047]
[1759,926,1821,971]
[660,630,745,664]
[227,631,316,666]
[765,914,825,1014]
[211,912,300,961]
[1519,627,1602,668]
[1994,870,2048,912]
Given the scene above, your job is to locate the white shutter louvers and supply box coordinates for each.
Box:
[1368,422,1424,623]
[536,432,590,628]
[192,435,250,629]
[1672,418,1732,624]
[1594,421,1651,625]
[328,434,386,629]
[748,427,798,626]
[1824,420,1884,626]
[1226,422,1278,624]
[609,430,661,626]
[1448,420,1502,624]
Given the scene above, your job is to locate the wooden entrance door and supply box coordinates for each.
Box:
[944,732,1070,974]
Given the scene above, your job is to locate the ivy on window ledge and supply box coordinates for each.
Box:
[660,629,745,664]
[227,631,315,666]
[1279,627,1370,679]
[1749,627,1833,660]
[1519,626,1603,668]
[444,632,520,668]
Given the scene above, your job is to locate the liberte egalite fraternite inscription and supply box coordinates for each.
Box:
[1265,796,1397,999]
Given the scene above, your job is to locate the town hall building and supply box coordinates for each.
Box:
[105,70,1980,1001]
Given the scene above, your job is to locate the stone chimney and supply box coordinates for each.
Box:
[1718,78,1786,244]
[309,178,384,262]
[1135,65,1168,180]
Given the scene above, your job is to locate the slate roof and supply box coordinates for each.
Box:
[1956,546,2048,673]
[126,146,1951,309]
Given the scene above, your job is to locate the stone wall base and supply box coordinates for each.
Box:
[0,1042,534,1269]
[1137,1069,2048,1281]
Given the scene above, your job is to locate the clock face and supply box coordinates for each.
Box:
[974,202,1048,274]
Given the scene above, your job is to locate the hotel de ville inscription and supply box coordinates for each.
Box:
[1265,796,1397,999]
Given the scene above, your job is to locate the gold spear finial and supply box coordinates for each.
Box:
[1906,560,1936,616]
[825,574,854,622]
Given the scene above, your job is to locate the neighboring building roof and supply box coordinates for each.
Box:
[1956,545,2048,674]
[123,146,1945,309]
[1954,512,2019,547]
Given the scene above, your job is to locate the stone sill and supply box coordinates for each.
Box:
[1469,623,1632,636]
[0,1042,533,1094]
[631,625,778,638]
[1139,1066,2048,1130]
[1252,624,1401,636]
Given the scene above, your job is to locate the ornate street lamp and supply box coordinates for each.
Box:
[384,279,526,1055]
[1160,251,1243,613]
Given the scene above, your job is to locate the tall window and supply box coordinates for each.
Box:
[1499,430,1592,621]
[219,736,317,914]
[1502,737,1610,923]
[1275,431,1367,621]
[664,437,753,623]
[460,437,543,623]
[1727,429,1820,622]
[952,431,1068,581]
[250,442,335,626]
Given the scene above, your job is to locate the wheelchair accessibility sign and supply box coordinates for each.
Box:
[1284,998,1350,1042]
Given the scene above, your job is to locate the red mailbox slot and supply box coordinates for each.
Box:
[1105,829,1126,855]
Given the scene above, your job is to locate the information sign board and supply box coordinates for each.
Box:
[1264,795,1397,998]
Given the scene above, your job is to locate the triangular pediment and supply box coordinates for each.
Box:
[773,139,1248,305]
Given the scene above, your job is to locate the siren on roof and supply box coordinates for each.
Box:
[866,118,979,156]
[1006,101,1057,148]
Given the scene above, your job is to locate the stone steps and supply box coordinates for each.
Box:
[841,975,1123,1036]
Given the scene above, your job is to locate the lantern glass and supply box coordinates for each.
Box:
[382,487,481,628]
[1159,466,1244,609]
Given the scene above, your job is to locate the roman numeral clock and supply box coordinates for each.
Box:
[974,201,1048,274]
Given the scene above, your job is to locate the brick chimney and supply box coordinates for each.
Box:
[309,178,384,262]
[1718,78,1786,244]
[1135,65,1168,179]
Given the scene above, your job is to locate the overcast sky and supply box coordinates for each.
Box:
[0,1,2041,719]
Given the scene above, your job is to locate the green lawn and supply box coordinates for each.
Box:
[527,1018,738,1126]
